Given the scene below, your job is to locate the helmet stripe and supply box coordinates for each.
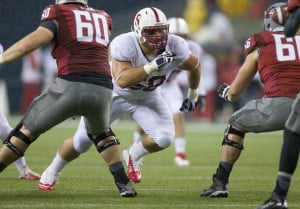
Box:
[150,7,160,23]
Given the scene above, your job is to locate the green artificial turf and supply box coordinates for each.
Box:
[0,117,299,209]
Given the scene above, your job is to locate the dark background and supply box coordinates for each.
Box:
[0,0,186,113]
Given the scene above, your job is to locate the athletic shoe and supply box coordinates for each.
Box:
[200,174,229,197]
[122,149,142,183]
[115,181,137,197]
[18,166,40,180]
[255,192,288,209]
[38,170,60,190]
[174,153,190,167]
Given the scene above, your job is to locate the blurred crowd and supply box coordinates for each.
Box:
[1,0,282,122]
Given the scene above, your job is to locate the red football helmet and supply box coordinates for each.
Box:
[263,2,286,31]
[133,7,169,49]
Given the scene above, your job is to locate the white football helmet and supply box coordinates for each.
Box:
[167,17,189,39]
[262,2,285,32]
[133,7,169,49]
[55,0,88,5]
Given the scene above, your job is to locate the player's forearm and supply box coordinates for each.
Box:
[115,67,148,88]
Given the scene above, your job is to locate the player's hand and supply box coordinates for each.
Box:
[180,98,197,112]
[144,51,175,74]
[217,83,230,102]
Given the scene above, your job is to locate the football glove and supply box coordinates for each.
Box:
[144,51,175,75]
[217,83,230,102]
[180,98,197,112]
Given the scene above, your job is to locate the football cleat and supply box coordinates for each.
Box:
[122,149,142,183]
[174,153,190,167]
[18,166,40,180]
[200,174,229,198]
[115,181,137,197]
[38,170,60,190]
[255,192,288,209]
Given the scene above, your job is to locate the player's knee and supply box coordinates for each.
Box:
[88,128,120,153]
[155,136,173,148]
[3,122,35,157]
[73,136,93,153]
[222,125,245,150]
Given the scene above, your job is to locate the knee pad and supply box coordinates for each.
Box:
[73,135,93,153]
[88,128,120,153]
[3,122,35,157]
[222,125,244,150]
[154,136,173,148]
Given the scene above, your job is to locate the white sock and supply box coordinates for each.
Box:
[46,152,69,174]
[133,131,142,144]
[15,157,26,171]
[174,137,186,154]
[129,141,149,161]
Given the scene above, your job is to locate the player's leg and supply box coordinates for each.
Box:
[201,97,293,198]
[122,93,175,183]
[256,96,300,209]
[173,112,189,166]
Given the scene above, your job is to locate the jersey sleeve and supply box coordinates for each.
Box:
[110,34,136,61]
[168,34,190,62]
[243,32,265,56]
[40,5,57,23]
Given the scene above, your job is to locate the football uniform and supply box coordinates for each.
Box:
[229,31,300,133]
[22,3,113,137]
[73,33,193,152]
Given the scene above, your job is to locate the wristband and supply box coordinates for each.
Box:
[143,61,158,75]
[187,88,198,102]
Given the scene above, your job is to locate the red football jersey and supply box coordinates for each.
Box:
[40,4,112,77]
[244,31,300,98]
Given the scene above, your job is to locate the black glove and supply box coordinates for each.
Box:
[154,51,175,68]
[217,83,230,102]
[180,98,197,112]
[144,51,176,74]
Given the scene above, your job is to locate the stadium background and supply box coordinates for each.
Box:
[0,0,284,115]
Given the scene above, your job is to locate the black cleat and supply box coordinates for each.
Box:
[115,181,137,197]
[255,192,288,209]
[200,174,228,198]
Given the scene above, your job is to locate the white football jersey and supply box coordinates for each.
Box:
[110,32,190,100]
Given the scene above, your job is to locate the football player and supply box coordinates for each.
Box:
[132,17,210,167]
[0,0,136,197]
[38,7,201,188]
[256,1,300,209]
[200,3,300,208]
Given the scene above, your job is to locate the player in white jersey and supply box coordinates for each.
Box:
[132,17,207,167]
[38,7,201,187]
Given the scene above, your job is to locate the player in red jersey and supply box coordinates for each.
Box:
[200,2,300,205]
[256,1,300,208]
[0,0,136,197]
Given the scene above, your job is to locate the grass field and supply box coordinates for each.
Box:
[0,116,299,209]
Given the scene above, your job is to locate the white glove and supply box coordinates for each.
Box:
[144,51,175,75]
